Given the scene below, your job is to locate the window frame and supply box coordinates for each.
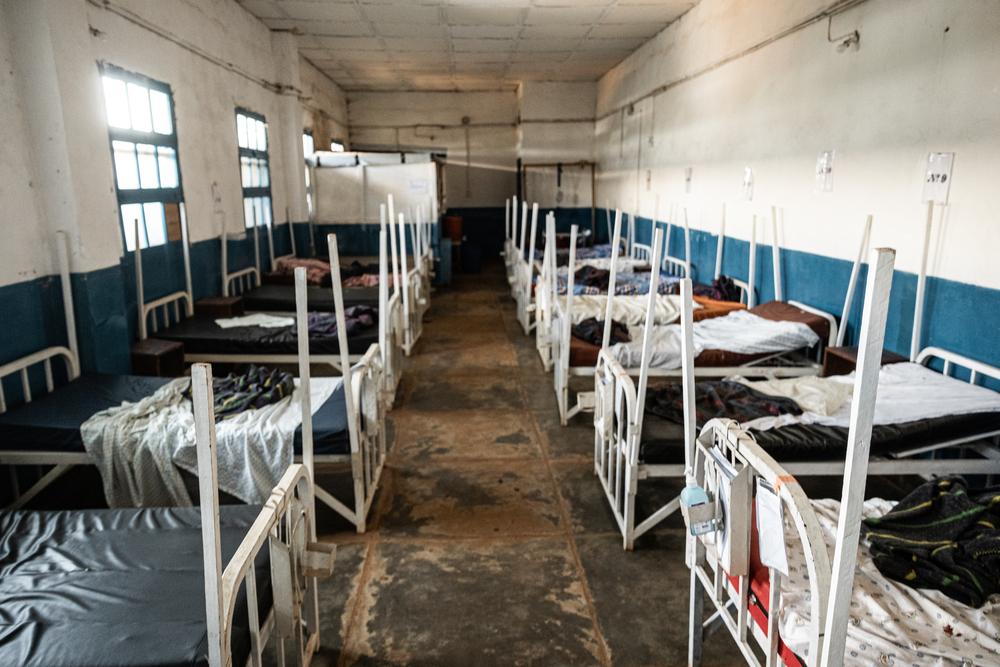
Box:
[235,107,273,228]
[101,63,185,250]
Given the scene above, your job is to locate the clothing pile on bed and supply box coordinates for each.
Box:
[646,380,803,425]
[182,364,294,420]
[273,257,330,285]
[555,268,679,296]
[344,273,393,288]
[671,274,743,302]
[571,317,630,346]
[300,305,377,337]
[863,476,1000,608]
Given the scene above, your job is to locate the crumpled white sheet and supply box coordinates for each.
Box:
[730,374,854,417]
[779,498,1000,665]
[81,377,339,507]
[738,362,1000,432]
[215,313,294,328]
[564,294,689,326]
[610,310,819,370]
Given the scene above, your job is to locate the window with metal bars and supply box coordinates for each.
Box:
[101,64,184,251]
[236,108,273,229]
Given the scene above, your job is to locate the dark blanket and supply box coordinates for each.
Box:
[862,477,1000,608]
[183,365,294,420]
[571,317,630,346]
[288,305,377,338]
[574,266,611,291]
[645,380,803,426]
[664,274,743,302]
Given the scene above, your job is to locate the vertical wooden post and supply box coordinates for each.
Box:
[56,231,80,377]
[748,214,757,308]
[683,206,692,279]
[192,362,224,667]
[326,234,363,528]
[819,247,896,667]
[398,213,411,349]
[600,210,624,350]
[526,202,539,303]
[837,214,873,347]
[714,204,726,280]
[910,201,934,361]
[679,278,696,479]
[511,195,519,256]
[134,218,146,340]
[770,206,783,302]
[294,268,315,494]
[633,226,665,438]
[519,201,528,259]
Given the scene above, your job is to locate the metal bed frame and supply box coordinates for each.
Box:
[552,208,840,425]
[535,206,745,375]
[135,217,399,386]
[685,245,962,665]
[5,361,335,667]
[595,255,1000,551]
[2,245,387,534]
[192,360,335,667]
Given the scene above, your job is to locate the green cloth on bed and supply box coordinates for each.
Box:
[862,476,1000,608]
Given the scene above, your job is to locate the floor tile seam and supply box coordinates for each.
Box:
[335,539,378,667]
[514,318,614,667]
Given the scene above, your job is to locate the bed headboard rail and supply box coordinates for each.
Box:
[139,290,193,340]
[220,219,262,297]
[693,419,832,664]
[917,346,1000,387]
[0,346,79,414]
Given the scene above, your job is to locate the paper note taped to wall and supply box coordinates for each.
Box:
[922,152,954,204]
[409,178,429,195]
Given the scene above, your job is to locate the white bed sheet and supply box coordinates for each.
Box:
[610,310,819,370]
[738,362,1000,432]
[562,294,689,326]
[779,498,1000,666]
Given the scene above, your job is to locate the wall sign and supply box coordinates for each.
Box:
[815,150,835,192]
[409,178,429,195]
[741,166,754,201]
[922,152,954,204]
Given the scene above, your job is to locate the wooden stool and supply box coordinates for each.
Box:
[195,296,244,318]
[822,345,908,377]
[131,338,185,377]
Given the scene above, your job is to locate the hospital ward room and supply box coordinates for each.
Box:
[1,0,999,664]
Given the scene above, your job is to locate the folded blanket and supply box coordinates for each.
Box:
[863,477,1000,608]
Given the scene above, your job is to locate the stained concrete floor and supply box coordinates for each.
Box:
[308,261,747,666]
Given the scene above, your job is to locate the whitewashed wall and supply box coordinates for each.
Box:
[348,90,518,208]
[595,0,1000,291]
[0,0,347,284]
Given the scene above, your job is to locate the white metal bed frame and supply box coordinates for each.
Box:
[552,208,842,426]
[596,260,1000,551]
[192,360,335,667]
[133,216,399,384]
[686,246,896,666]
[2,249,388,534]
[534,205,748,374]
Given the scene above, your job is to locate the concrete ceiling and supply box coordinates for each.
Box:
[237,0,695,92]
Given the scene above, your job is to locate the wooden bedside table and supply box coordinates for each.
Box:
[822,345,908,377]
[194,296,244,318]
[131,338,185,377]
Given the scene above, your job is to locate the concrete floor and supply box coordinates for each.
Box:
[309,261,746,666]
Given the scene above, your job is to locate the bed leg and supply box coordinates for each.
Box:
[688,562,704,667]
